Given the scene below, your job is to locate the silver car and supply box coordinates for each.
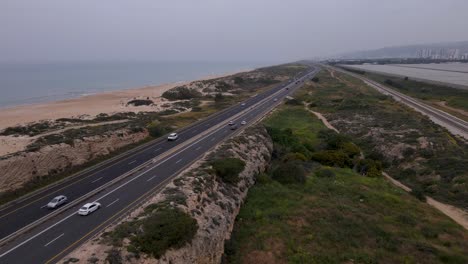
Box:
[47,195,67,209]
[167,133,178,141]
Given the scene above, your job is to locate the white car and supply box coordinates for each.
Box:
[78,202,101,216]
[47,195,67,209]
[241,121,247,125]
[274,98,278,102]
[167,133,178,141]
[228,121,235,126]
[241,103,246,106]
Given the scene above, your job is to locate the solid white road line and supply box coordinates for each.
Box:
[40,205,48,209]
[195,146,201,151]
[146,175,157,182]
[154,147,162,152]
[128,160,136,165]
[210,137,215,141]
[175,159,183,164]
[44,233,64,247]
[91,177,103,183]
[106,199,119,208]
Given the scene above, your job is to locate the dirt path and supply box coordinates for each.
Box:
[313,108,468,230]
[383,173,468,230]
[306,107,339,133]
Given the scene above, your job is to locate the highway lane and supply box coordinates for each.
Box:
[0,67,318,263]
[0,68,308,243]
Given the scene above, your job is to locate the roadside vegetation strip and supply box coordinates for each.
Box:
[338,65,468,121]
[225,104,468,263]
[299,69,468,209]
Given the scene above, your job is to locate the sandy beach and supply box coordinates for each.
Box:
[0,71,244,131]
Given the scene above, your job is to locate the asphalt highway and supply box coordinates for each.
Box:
[0,65,319,263]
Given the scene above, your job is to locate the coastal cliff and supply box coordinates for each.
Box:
[0,128,148,193]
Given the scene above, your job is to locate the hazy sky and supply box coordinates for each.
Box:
[1,0,467,63]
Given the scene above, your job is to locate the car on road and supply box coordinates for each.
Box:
[167,133,178,141]
[78,202,101,216]
[47,195,67,209]
[228,121,235,126]
[274,98,278,102]
[286,87,289,90]
[230,124,238,130]
[241,120,247,125]
[241,103,246,106]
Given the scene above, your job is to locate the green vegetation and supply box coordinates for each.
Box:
[301,69,468,208]
[162,86,203,101]
[211,158,246,184]
[264,106,381,181]
[225,168,468,263]
[359,70,468,119]
[225,103,468,263]
[105,206,197,259]
[131,208,198,258]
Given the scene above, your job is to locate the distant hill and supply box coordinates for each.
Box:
[337,41,468,59]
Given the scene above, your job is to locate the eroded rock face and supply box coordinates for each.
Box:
[62,125,273,264]
[157,126,273,264]
[0,129,148,193]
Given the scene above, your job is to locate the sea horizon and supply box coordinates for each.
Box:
[0,60,277,109]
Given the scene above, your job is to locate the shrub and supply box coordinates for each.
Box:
[281,152,307,163]
[410,186,427,202]
[272,161,306,184]
[147,122,167,138]
[266,126,312,158]
[162,86,202,101]
[211,158,246,184]
[131,208,198,258]
[356,159,382,178]
[311,150,353,168]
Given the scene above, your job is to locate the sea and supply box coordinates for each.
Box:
[0,61,271,108]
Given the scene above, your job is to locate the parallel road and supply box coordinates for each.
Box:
[0,66,319,263]
[331,66,468,139]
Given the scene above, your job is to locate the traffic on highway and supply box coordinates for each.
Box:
[0,66,319,263]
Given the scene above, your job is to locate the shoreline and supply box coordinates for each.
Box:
[0,69,248,130]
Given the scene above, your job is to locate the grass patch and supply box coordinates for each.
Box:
[302,69,468,208]
[225,168,468,263]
